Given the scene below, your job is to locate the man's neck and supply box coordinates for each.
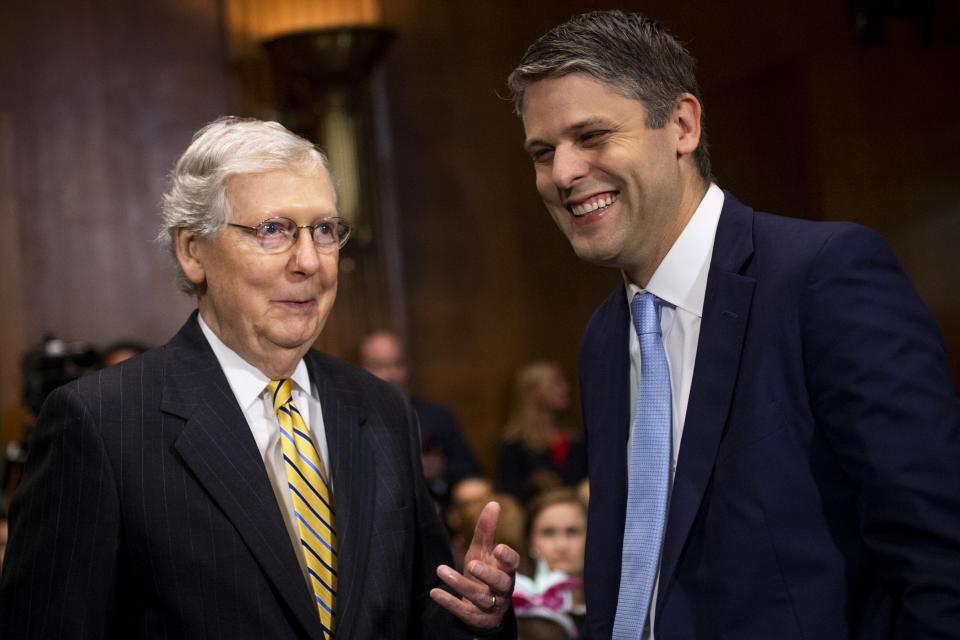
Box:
[196,307,309,380]
[624,178,709,288]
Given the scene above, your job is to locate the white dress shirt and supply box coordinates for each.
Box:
[624,183,724,639]
[198,314,332,589]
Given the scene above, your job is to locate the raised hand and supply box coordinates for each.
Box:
[430,501,520,629]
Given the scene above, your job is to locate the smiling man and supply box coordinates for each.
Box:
[509,10,960,640]
[0,117,518,639]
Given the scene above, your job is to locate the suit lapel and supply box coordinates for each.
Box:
[306,352,372,640]
[580,285,633,639]
[657,194,756,610]
[161,314,325,639]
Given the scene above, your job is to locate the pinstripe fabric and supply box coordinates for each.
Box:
[613,293,672,639]
[268,379,337,638]
[0,312,517,639]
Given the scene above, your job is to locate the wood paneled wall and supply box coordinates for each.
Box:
[0,1,228,449]
[1,0,957,477]
[377,0,960,471]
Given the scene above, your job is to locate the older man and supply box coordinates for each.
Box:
[509,10,960,640]
[0,117,517,639]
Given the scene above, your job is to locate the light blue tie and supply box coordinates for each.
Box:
[612,292,672,639]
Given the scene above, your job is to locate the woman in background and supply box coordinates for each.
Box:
[515,488,588,638]
[498,362,587,500]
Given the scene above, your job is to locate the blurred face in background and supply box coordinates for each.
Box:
[534,364,571,413]
[530,501,587,577]
[359,331,408,389]
[448,477,494,532]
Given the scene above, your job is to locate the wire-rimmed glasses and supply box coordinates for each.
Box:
[227,216,352,253]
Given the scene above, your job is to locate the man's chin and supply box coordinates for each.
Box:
[570,241,621,269]
[267,325,323,352]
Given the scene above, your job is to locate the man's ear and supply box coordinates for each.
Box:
[672,93,702,156]
[174,228,207,286]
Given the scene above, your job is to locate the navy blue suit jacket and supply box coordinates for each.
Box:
[0,313,516,639]
[579,193,960,639]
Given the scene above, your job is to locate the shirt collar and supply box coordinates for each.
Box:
[197,313,310,409]
[624,183,724,316]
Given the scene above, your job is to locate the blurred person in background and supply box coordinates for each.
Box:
[517,615,573,640]
[2,337,100,497]
[524,488,587,634]
[457,491,527,567]
[100,341,150,368]
[498,362,586,500]
[360,329,480,501]
[447,475,495,570]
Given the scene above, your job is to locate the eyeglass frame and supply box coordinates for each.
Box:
[226,216,352,253]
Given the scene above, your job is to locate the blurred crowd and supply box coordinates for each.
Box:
[358,330,588,638]
[2,336,150,507]
[1,336,149,576]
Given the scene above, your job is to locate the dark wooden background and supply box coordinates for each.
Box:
[2,0,958,476]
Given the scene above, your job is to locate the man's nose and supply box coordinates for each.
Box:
[290,229,323,274]
[551,145,590,189]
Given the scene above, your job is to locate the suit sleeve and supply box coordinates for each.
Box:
[0,381,121,639]
[802,225,960,639]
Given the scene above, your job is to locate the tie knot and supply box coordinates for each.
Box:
[631,292,661,336]
[267,379,292,413]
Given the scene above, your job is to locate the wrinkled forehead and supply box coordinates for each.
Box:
[222,163,338,218]
[224,160,333,193]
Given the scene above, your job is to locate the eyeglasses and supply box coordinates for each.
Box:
[227,216,352,253]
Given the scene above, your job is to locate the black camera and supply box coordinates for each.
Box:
[21,336,100,417]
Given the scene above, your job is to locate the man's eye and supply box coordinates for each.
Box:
[316,222,333,237]
[582,130,609,143]
[530,148,554,163]
[261,222,283,236]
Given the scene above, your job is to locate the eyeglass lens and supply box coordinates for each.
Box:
[255,218,348,252]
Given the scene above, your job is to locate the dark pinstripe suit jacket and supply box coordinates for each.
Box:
[0,313,515,639]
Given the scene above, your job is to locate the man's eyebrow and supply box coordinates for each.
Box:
[523,137,548,154]
[523,117,614,152]
[568,117,612,131]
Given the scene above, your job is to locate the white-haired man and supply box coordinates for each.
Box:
[0,117,518,639]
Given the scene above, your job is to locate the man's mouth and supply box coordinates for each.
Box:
[568,192,618,217]
[278,299,316,309]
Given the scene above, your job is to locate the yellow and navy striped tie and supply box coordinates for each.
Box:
[268,379,337,638]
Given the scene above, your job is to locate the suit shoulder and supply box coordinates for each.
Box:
[752,210,886,257]
[735,210,898,289]
[39,346,171,431]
